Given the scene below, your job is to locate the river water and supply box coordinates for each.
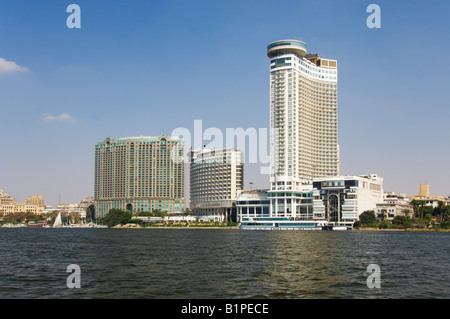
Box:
[0,228,448,299]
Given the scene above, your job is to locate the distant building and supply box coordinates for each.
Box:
[376,192,412,220]
[0,190,45,215]
[409,184,445,208]
[57,203,81,212]
[13,204,40,213]
[25,195,45,211]
[0,204,15,215]
[79,197,94,207]
[79,197,95,219]
[312,174,384,227]
[0,189,16,205]
[94,136,186,218]
[190,148,243,222]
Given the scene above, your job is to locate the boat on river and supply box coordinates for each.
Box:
[239,217,330,230]
[27,221,48,228]
[51,212,107,228]
[2,223,27,228]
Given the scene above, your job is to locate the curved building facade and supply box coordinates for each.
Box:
[189,147,244,222]
[268,40,339,191]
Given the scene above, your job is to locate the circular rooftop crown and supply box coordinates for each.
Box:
[267,40,307,58]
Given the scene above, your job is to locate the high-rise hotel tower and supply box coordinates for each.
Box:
[94,136,185,218]
[267,40,339,218]
[268,39,339,191]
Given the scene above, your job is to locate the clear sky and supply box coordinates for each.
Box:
[1,0,449,207]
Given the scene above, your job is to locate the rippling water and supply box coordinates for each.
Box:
[0,228,448,298]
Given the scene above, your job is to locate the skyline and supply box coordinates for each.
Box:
[1,0,450,207]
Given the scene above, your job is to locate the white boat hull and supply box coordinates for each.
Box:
[239,217,329,230]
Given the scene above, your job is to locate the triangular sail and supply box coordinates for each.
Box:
[54,212,62,227]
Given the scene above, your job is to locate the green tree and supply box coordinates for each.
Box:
[401,208,412,218]
[359,210,376,225]
[152,209,167,218]
[393,215,407,226]
[86,205,95,222]
[433,201,450,222]
[71,212,81,224]
[411,200,428,219]
[378,220,390,229]
[103,208,125,227]
[392,215,412,228]
[122,210,132,224]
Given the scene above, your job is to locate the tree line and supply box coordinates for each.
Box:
[354,201,450,230]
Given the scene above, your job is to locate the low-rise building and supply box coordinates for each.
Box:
[267,185,316,219]
[0,204,15,215]
[376,192,412,220]
[13,204,40,213]
[312,174,384,227]
[57,203,86,220]
[236,189,270,221]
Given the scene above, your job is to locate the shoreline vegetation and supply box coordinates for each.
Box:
[354,227,450,232]
[352,208,450,232]
[2,204,449,233]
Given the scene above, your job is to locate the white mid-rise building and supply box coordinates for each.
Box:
[190,148,244,222]
[312,174,384,226]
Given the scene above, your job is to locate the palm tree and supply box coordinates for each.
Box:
[401,208,412,219]
[410,200,426,219]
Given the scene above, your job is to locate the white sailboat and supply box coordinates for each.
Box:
[53,212,63,228]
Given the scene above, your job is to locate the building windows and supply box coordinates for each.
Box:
[94,136,185,218]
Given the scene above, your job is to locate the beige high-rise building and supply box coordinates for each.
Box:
[94,136,186,218]
[268,40,339,192]
[25,195,45,210]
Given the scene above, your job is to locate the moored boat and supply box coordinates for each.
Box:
[27,221,48,228]
[239,217,329,230]
[332,226,348,231]
[53,212,63,228]
[2,223,27,228]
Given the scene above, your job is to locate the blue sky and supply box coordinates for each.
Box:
[1,0,449,207]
